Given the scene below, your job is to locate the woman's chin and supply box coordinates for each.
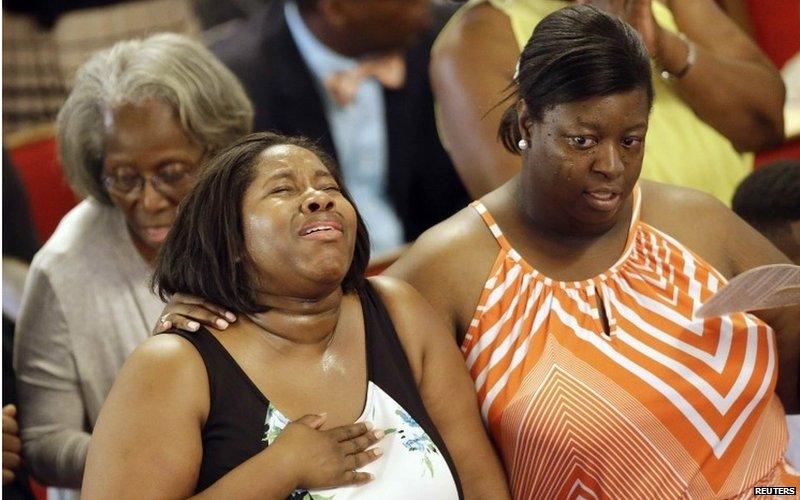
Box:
[141,226,171,245]
[302,259,350,285]
[299,247,353,282]
[127,225,169,260]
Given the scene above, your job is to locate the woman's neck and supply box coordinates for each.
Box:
[246,287,346,351]
[508,177,632,244]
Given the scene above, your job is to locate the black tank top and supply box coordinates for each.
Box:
[167,281,463,498]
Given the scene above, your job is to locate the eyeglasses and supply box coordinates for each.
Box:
[103,166,197,200]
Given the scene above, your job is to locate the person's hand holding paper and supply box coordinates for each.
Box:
[697,264,800,318]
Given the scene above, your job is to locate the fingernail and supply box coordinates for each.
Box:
[364,421,374,431]
[225,312,237,322]
[216,319,229,328]
[372,448,383,457]
[162,321,171,330]
[373,430,385,439]
[188,321,200,331]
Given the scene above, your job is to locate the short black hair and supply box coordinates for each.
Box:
[732,160,800,227]
[152,132,371,314]
[498,5,654,154]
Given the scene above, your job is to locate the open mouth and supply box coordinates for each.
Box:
[582,190,622,212]
[299,220,344,239]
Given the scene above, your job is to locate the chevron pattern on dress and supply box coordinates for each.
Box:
[463,189,795,497]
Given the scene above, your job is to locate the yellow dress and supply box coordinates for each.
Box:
[440,0,753,205]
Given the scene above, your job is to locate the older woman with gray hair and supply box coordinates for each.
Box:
[13,32,252,498]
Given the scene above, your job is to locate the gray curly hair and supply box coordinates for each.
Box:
[57,32,253,203]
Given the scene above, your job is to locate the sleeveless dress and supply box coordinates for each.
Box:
[170,281,462,499]
[464,186,798,498]
[434,0,753,205]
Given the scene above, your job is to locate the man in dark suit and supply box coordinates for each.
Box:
[212,0,469,253]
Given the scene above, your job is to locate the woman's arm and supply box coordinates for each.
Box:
[13,267,90,487]
[432,1,785,200]
[646,182,799,413]
[578,0,784,150]
[641,0,785,151]
[720,212,800,413]
[81,335,207,499]
[82,335,384,499]
[430,2,520,198]
[372,276,511,500]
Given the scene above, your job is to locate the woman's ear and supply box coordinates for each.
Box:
[516,100,532,140]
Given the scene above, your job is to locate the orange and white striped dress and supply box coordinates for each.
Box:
[464,187,798,499]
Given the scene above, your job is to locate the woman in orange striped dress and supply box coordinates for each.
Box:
[388,5,799,498]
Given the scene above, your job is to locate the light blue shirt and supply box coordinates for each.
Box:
[284,1,404,254]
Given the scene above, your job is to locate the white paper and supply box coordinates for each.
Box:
[695,264,800,318]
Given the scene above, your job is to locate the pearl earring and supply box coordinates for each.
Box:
[518,138,529,150]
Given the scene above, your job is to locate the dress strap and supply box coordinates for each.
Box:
[358,281,464,499]
[629,184,642,228]
[164,328,271,408]
[160,328,270,492]
[622,184,643,251]
[470,201,514,254]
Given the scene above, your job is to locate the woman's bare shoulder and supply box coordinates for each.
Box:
[119,334,209,396]
[366,275,455,378]
[367,275,428,312]
[433,1,516,59]
[384,205,499,334]
[385,205,494,284]
[134,333,204,362]
[640,180,731,227]
[639,179,736,271]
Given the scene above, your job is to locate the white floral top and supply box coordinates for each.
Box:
[264,381,459,500]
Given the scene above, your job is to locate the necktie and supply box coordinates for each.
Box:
[324,52,406,107]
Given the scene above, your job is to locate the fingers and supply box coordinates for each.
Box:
[171,303,218,330]
[156,305,220,332]
[3,435,21,454]
[346,447,383,471]
[153,314,173,334]
[2,468,15,485]
[2,405,15,417]
[339,429,384,454]
[295,413,327,429]
[2,451,21,471]
[280,417,384,490]
[328,422,373,443]
[2,414,19,436]
[155,309,201,333]
[336,469,374,487]
[172,294,237,323]
[154,296,237,334]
